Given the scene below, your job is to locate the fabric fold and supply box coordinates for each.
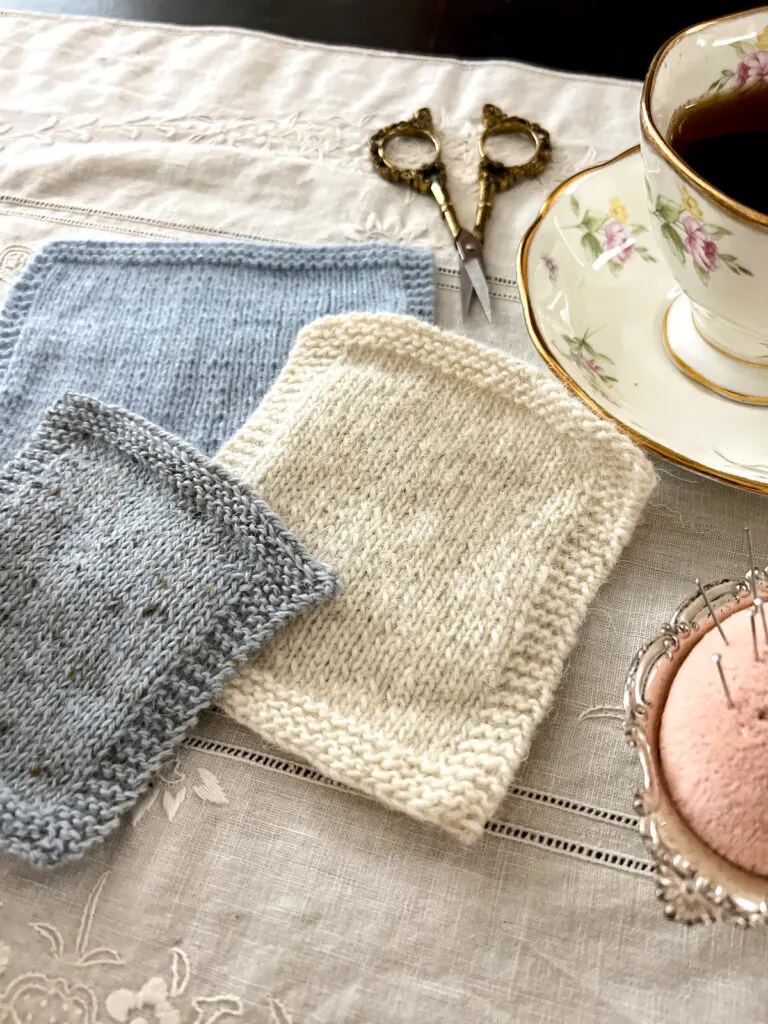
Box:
[0,393,340,867]
[217,313,656,842]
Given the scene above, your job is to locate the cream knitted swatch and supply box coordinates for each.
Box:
[217,314,656,842]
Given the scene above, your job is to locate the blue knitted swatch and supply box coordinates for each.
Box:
[0,393,340,868]
[0,241,434,464]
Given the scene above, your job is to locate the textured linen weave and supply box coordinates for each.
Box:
[217,313,657,842]
[0,394,339,867]
[0,240,435,463]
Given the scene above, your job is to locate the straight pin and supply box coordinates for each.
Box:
[713,653,735,709]
[746,527,759,598]
[751,606,761,662]
[696,577,729,646]
[756,596,768,645]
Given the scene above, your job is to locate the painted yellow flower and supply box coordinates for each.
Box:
[756,26,768,49]
[680,185,703,221]
[608,197,628,223]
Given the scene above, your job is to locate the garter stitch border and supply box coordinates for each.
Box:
[0,394,340,868]
[217,313,657,843]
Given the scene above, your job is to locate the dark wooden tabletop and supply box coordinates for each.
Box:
[1,1,753,80]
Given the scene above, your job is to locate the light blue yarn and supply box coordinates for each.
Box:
[0,240,435,463]
[0,393,341,868]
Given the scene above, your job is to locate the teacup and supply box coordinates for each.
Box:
[641,7,768,402]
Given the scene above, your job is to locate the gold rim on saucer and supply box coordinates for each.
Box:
[516,145,768,497]
[640,6,768,231]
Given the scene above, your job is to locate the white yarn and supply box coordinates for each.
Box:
[217,313,656,843]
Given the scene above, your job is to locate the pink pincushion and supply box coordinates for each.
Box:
[660,605,768,876]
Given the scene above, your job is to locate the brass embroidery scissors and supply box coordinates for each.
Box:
[370,105,551,323]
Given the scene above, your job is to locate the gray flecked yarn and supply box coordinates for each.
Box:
[0,393,340,868]
[0,240,435,464]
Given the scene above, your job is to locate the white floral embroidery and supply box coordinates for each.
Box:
[0,109,601,195]
[170,949,189,998]
[578,704,625,723]
[162,787,187,822]
[0,942,10,978]
[0,876,243,1024]
[131,761,229,827]
[342,211,436,247]
[0,973,100,1024]
[32,872,124,968]
[190,997,243,1024]
[193,768,228,805]
[106,975,181,1024]
[0,244,31,282]
[105,947,242,1024]
[0,112,371,164]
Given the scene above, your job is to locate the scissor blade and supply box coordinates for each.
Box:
[462,255,493,324]
[454,229,493,323]
[459,261,473,318]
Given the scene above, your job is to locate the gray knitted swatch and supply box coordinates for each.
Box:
[0,240,435,464]
[0,393,340,868]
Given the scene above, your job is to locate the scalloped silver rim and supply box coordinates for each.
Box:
[625,571,768,926]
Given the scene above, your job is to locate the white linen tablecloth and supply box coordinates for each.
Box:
[0,12,766,1022]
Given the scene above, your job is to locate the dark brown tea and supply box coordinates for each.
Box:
[667,83,768,215]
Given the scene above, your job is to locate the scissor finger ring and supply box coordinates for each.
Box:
[370,107,444,194]
[479,105,552,184]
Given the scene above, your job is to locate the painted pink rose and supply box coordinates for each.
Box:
[682,215,719,272]
[736,50,768,87]
[586,358,603,374]
[603,218,635,264]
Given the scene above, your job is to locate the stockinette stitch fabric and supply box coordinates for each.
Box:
[0,239,434,464]
[0,393,339,868]
[217,313,657,843]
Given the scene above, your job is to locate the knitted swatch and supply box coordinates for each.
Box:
[0,394,339,867]
[0,240,434,464]
[217,313,657,842]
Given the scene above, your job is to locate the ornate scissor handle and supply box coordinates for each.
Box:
[369,108,462,239]
[369,107,446,193]
[475,104,552,239]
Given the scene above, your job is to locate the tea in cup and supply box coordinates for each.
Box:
[641,7,768,402]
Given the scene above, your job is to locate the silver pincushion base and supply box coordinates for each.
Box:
[625,572,768,926]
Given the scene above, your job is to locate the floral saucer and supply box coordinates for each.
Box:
[517,146,768,494]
